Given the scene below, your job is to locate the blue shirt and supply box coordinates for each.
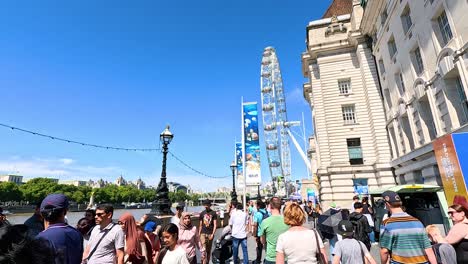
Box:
[37,223,83,264]
[253,209,270,236]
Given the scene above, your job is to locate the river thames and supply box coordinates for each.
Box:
[6,207,205,226]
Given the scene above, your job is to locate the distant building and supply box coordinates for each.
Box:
[0,174,23,184]
[216,187,231,193]
[60,180,87,187]
[135,177,146,190]
[115,175,127,186]
[168,182,189,193]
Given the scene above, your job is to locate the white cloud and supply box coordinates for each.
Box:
[59,158,74,165]
[0,156,123,182]
[0,156,232,192]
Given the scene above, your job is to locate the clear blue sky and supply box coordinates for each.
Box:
[0,0,332,191]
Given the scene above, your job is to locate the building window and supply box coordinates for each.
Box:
[338,79,351,94]
[347,138,364,165]
[412,47,425,75]
[401,5,413,34]
[378,59,386,75]
[388,36,397,59]
[437,10,453,46]
[396,73,406,95]
[381,7,388,26]
[455,77,468,125]
[384,89,393,108]
[342,105,356,124]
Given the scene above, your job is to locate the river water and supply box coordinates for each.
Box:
[7,207,206,226]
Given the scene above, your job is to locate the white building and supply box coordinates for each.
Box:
[361,0,468,185]
[0,174,23,184]
[302,0,395,208]
[60,180,87,187]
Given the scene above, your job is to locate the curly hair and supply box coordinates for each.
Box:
[283,203,305,226]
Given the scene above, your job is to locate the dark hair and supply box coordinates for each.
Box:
[362,197,369,203]
[270,197,282,210]
[353,195,359,200]
[0,225,54,264]
[354,202,363,209]
[96,204,114,215]
[162,223,179,240]
[85,209,95,217]
[76,218,93,236]
[236,203,244,210]
[450,204,468,216]
[257,200,266,209]
[41,207,66,223]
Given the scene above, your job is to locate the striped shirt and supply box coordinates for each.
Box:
[379,212,431,264]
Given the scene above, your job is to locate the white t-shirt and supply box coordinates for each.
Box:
[162,246,190,264]
[170,216,180,225]
[229,209,248,239]
[276,229,324,264]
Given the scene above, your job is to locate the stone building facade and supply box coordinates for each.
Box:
[361,0,468,185]
[302,0,395,208]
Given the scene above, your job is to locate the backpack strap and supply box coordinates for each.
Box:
[356,239,366,264]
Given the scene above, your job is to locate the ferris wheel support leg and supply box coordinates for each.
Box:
[286,129,312,173]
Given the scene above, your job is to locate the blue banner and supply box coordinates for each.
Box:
[243,102,261,185]
[235,142,244,190]
[353,178,369,196]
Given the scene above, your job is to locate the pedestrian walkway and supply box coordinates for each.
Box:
[204,228,382,263]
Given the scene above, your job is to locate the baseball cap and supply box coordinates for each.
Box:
[202,199,212,206]
[382,190,401,203]
[337,220,354,237]
[40,193,70,212]
[144,221,157,232]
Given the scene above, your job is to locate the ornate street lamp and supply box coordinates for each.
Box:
[150,125,174,216]
[230,161,238,203]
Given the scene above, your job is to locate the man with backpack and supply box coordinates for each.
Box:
[333,220,377,264]
[253,199,269,264]
[349,202,372,250]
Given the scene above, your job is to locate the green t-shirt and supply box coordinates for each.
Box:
[260,215,289,261]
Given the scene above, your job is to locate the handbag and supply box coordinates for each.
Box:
[312,229,326,264]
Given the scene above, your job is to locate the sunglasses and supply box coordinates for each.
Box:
[448,211,458,215]
[117,221,124,225]
[96,212,106,217]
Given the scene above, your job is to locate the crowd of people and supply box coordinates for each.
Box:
[1,191,468,263]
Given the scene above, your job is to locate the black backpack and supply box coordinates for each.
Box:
[351,218,371,250]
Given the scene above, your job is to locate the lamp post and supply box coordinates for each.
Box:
[230,161,238,203]
[257,184,261,199]
[150,125,174,216]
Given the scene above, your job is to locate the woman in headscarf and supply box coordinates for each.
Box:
[177,212,205,264]
[118,212,149,264]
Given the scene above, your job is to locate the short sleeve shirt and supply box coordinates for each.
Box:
[199,209,217,234]
[379,212,431,264]
[276,229,324,264]
[87,222,125,264]
[260,215,289,261]
[229,210,248,239]
[253,209,269,236]
[333,238,370,264]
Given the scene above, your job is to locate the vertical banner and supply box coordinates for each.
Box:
[353,178,369,197]
[433,133,468,207]
[307,188,316,206]
[235,142,244,191]
[242,102,261,185]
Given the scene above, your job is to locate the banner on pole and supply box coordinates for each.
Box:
[433,133,468,207]
[235,142,244,190]
[242,102,261,185]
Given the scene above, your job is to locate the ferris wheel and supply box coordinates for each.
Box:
[260,47,314,196]
[260,47,292,195]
